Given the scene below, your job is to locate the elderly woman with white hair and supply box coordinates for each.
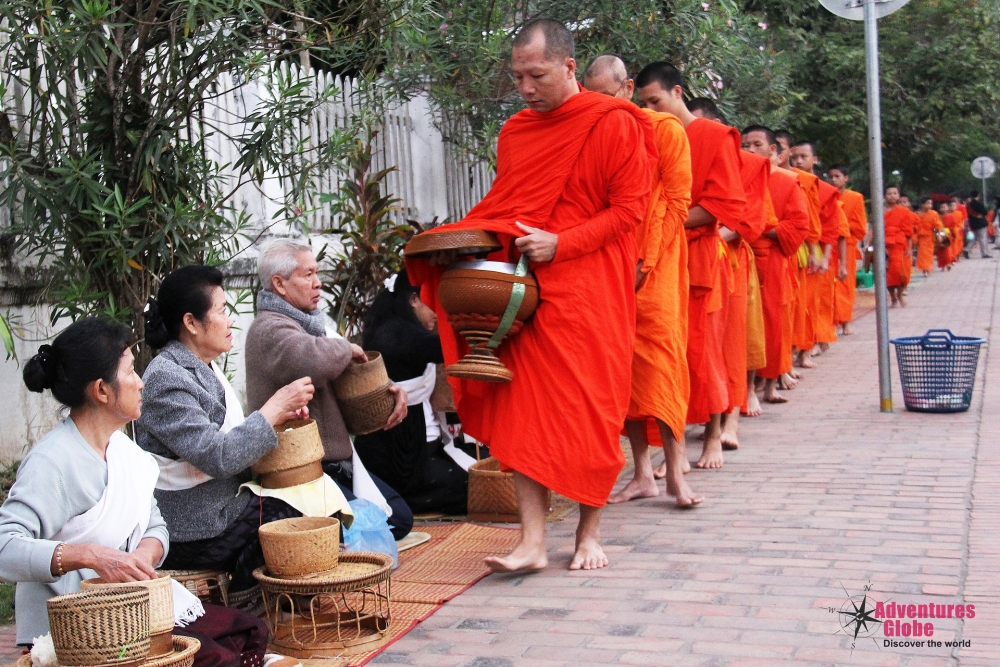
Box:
[245,238,413,539]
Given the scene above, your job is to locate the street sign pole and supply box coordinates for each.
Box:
[863,0,893,412]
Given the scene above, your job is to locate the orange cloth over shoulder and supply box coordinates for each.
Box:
[813,180,843,344]
[628,110,692,444]
[755,168,809,380]
[916,210,943,272]
[791,169,821,351]
[834,190,867,325]
[684,118,746,424]
[407,90,657,507]
[884,205,914,288]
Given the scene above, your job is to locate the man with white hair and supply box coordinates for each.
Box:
[245,237,412,538]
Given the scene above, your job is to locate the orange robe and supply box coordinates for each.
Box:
[903,209,919,283]
[834,190,868,325]
[884,205,914,288]
[753,169,809,380]
[916,210,943,271]
[939,212,957,268]
[407,90,656,507]
[813,180,843,344]
[684,118,747,424]
[792,169,822,351]
[628,110,692,444]
[725,150,768,410]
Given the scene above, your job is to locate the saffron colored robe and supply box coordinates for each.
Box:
[407,90,656,507]
[753,168,809,380]
[939,212,958,268]
[792,169,822,351]
[884,205,914,288]
[684,118,747,424]
[834,190,868,325]
[628,110,692,444]
[916,210,943,272]
[812,179,843,344]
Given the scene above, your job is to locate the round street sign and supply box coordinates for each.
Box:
[972,156,996,180]
[819,0,911,21]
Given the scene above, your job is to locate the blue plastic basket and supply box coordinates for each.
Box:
[890,329,986,413]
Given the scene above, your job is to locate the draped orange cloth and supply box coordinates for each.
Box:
[792,169,822,351]
[753,168,809,380]
[884,205,914,288]
[813,179,843,344]
[722,151,768,411]
[834,190,868,325]
[407,90,656,507]
[939,212,958,268]
[684,119,746,424]
[916,210,943,272]
[951,211,965,258]
[627,110,692,445]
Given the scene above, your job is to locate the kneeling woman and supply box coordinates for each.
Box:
[353,270,472,516]
[0,319,269,667]
[136,266,316,591]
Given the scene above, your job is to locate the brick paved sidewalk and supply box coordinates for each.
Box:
[376,256,999,667]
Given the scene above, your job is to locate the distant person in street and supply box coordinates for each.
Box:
[916,197,944,277]
[827,165,868,336]
[966,191,991,258]
[897,195,919,287]
[883,187,913,307]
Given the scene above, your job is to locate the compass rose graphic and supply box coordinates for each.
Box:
[832,581,883,653]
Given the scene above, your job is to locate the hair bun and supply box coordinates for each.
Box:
[144,297,169,349]
[23,344,58,393]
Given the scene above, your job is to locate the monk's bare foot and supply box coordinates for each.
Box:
[840,323,853,336]
[797,353,817,369]
[696,438,724,469]
[746,392,762,417]
[811,344,824,357]
[665,471,703,507]
[608,476,659,503]
[681,458,691,473]
[790,369,802,380]
[819,342,830,353]
[720,431,738,450]
[898,294,907,307]
[484,541,547,573]
[570,536,608,570]
[653,461,667,479]
[778,373,799,390]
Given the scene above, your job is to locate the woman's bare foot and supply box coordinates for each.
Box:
[570,536,608,570]
[484,540,548,573]
[608,475,659,503]
[746,391,763,417]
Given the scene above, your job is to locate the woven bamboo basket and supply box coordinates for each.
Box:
[158,570,229,607]
[142,637,200,667]
[47,587,151,667]
[467,449,550,523]
[253,419,324,488]
[333,352,395,435]
[258,516,341,578]
[80,574,174,658]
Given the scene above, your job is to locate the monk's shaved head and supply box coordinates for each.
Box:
[512,18,575,62]
[689,97,725,124]
[636,61,685,93]
[583,54,634,99]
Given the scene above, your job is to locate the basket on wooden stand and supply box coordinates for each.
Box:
[79,574,173,658]
[47,586,151,667]
[258,516,341,579]
[333,352,395,435]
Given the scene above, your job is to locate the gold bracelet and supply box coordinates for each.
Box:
[54,543,66,576]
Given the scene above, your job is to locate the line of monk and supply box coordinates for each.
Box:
[407,19,957,574]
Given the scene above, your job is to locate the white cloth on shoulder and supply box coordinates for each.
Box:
[52,431,204,626]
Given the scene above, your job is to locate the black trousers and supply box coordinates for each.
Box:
[323,461,414,541]
[162,496,299,592]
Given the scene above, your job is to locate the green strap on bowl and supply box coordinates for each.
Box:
[486,255,529,350]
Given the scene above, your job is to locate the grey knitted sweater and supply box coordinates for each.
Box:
[135,341,278,542]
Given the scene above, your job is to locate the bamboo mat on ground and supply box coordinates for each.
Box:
[296,523,519,667]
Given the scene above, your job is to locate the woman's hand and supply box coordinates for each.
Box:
[384,385,408,430]
[350,344,368,362]
[58,543,157,582]
[260,377,315,426]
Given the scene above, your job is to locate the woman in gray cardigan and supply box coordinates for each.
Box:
[135,266,314,591]
[0,318,169,644]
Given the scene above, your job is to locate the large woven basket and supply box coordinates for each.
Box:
[47,586,151,667]
[158,570,229,607]
[80,574,173,658]
[467,449,550,523]
[334,352,395,435]
[258,516,341,578]
[253,419,324,488]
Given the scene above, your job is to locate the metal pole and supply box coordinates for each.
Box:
[983,177,987,202]
[864,0,893,412]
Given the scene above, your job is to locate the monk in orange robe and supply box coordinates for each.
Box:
[828,165,868,335]
[582,56,700,507]
[897,195,919,286]
[790,167,822,369]
[883,187,914,307]
[407,21,655,572]
[916,196,944,275]
[952,198,968,259]
[636,62,746,471]
[742,126,810,405]
[939,203,957,269]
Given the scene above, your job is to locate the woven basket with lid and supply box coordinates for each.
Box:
[258,516,341,578]
[79,574,173,658]
[333,352,395,435]
[252,419,325,488]
[47,586,151,667]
